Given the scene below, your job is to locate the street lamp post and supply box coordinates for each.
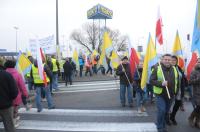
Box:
[13,26,19,53]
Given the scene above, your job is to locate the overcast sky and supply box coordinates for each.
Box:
[0,0,196,54]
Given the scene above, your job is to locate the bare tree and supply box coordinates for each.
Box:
[70,22,127,54]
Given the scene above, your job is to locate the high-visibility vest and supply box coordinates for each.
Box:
[32,65,50,84]
[153,65,178,95]
[52,58,58,72]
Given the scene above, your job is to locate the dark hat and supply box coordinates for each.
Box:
[121,56,128,61]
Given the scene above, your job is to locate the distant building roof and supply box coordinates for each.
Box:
[0,52,18,56]
[87,4,113,19]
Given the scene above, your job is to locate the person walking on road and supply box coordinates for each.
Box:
[63,58,73,86]
[51,55,60,91]
[30,60,55,112]
[188,58,200,128]
[4,60,29,127]
[169,55,187,125]
[134,61,146,113]
[0,59,18,132]
[150,54,178,132]
[116,56,133,107]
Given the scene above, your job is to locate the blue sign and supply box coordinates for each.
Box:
[87,4,113,19]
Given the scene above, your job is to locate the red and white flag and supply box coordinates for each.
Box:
[37,43,47,86]
[156,6,163,45]
[186,52,198,80]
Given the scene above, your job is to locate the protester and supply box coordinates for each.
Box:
[78,55,85,77]
[30,60,55,112]
[150,54,178,132]
[51,55,60,91]
[116,56,133,107]
[134,61,146,113]
[170,55,187,125]
[0,60,18,132]
[63,58,73,86]
[4,60,29,127]
[188,58,200,128]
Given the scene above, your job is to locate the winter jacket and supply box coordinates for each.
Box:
[63,61,73,75]
[0,67,18,109]
[150,63,177,100]
[6,68,28,106]
[189,65,200,105]
[116,63,133,85]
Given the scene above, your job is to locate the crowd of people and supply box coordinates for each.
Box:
[0,52,200,132]
[115,54,200,132]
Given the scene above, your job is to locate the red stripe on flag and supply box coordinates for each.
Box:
[187,52,198,80]
[129,48,140,78]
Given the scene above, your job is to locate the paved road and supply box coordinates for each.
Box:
[0,79,199,132]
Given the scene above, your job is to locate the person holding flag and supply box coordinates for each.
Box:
[116,56,133,107]
[150,54,178,132]
[30,59,55,112]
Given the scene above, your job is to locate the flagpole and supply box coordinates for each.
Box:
[158,62,171,99]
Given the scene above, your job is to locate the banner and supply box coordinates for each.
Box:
[29,35,56,58]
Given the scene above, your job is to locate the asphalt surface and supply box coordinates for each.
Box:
[0,74,199,132]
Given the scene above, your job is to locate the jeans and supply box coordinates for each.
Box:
[120,84,133,105]
[52,73,58,90]
[136,88,146,108]
[65,74,72,85]
[156,96,172,130]
[79,65,83,77]
[0,107,15,132]
[28,77,34,91]
[35,85,54,111]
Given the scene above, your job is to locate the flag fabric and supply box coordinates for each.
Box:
[15,52,32,76]
[129,48,140,78]
[110,50,120,69]
[141,34,158,89]
[172,31,185,69]
[186,52,198,80]
[156,6,163,45]
[72,48,79,70]
[37,43,47,86]
[127,37,140,79]
[191,0,200,54]
[99,32,113,69]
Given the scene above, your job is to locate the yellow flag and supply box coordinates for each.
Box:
[141,34,158,89]
[110,50,119,69]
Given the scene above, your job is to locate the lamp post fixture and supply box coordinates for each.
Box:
[13,26,19,53]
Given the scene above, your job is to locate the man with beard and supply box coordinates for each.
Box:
[150,54,178,132]
[116,56,133,107]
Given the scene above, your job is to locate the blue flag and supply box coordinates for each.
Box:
[191,0,200,54]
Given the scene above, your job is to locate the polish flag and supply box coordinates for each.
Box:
[37,44,47,87]
[156,6,163,45]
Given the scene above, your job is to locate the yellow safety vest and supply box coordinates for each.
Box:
[153,65,178,95]
[32,65,50,84]
[52,58,58,72]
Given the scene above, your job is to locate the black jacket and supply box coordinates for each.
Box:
[63,61,73,75]
[150,63,177,99]
[116,63,133,85]
[0,67,18,109]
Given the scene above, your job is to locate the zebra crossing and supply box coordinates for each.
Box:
[55,80,120,93]
[0,80,157,132]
